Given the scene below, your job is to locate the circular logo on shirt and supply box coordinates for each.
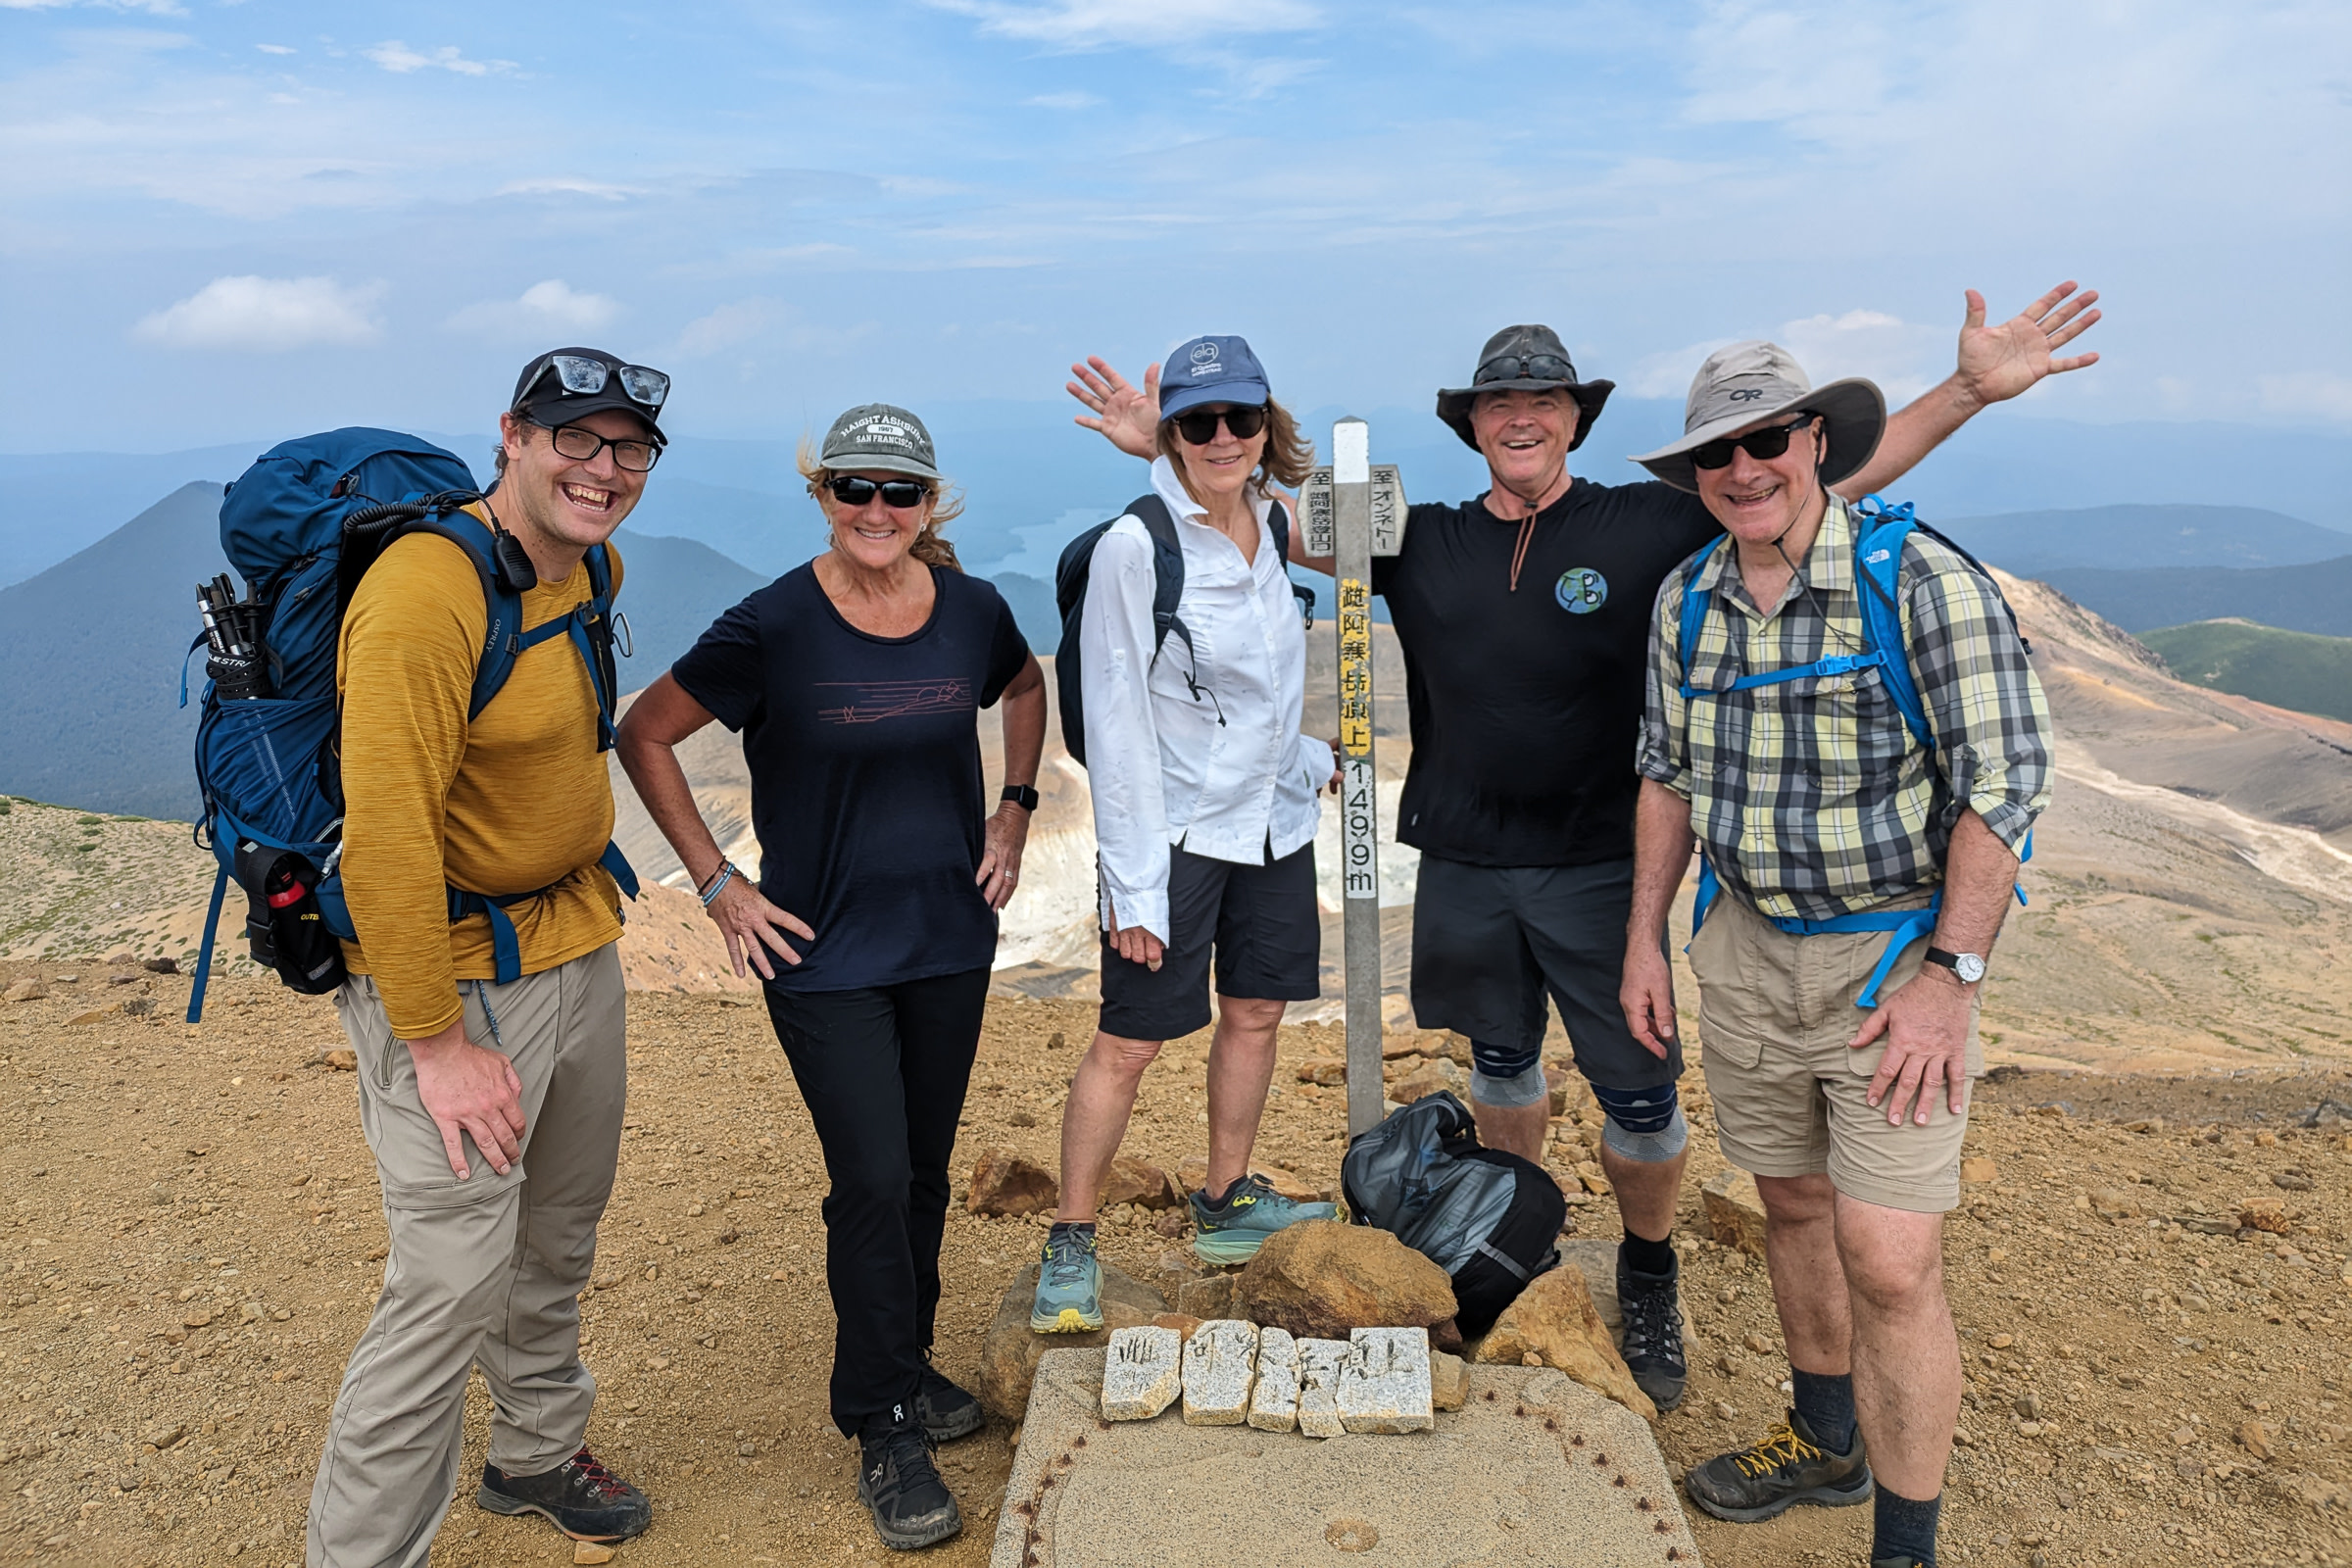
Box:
[1556,566,1608,614]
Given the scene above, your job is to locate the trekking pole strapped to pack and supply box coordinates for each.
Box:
[1675,494,2029,1006]
[184,428,637,1022]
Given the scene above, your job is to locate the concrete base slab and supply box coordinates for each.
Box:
[993,1349,1703,1567]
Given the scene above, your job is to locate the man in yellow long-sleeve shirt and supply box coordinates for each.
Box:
[308,348,667,1567]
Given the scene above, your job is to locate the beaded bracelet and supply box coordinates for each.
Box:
[698,860,737,907]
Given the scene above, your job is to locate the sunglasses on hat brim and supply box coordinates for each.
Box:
[519,354,671,414]
[1474,353,1578,386]
[1169,406,1268,446]
[1689,413,1818,470]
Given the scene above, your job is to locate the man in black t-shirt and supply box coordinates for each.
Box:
[1384,287,2101,1413]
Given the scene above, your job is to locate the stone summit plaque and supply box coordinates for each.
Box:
[995,1349,1704,1568]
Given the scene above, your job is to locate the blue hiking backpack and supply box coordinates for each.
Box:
[1674,495,2029,1005]
[184,427,637,1023]
[1051,492,1311,766]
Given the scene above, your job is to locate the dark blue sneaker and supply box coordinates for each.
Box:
[1188,1173,1336,1265]
[476,1446,651,1542]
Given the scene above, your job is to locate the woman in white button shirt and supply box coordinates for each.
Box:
[1031,335,1340,1333]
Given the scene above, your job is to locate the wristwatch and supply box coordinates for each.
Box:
[1924,947,1987,984]
[1001,783,1040,811]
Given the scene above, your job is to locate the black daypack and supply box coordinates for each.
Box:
[1341,1090,1566,1337]
[1052,492,1312,766]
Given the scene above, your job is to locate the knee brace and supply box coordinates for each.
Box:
[1468,1038,1546,1108]
[1592,1082,1689,1163]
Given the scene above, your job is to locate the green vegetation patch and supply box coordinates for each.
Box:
[2141,618,2352,724]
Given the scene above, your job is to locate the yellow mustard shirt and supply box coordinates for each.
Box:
[335,504,624,1038]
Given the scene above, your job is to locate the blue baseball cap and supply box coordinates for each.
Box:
[1159,335,1271,421]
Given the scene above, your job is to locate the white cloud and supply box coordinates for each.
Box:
[255,43,295,56]
[0,0,186,13]
[2258,372,2352,426]
[363,40,514,76]
[1625,310,1943,404]
[674,298,779,359]
[132,275,383,351]
[443,279,620,342]
[495,177,640,201]
[1025,90,1102,110]
[922,0,1321,50]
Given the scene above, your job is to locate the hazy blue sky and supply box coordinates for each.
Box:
[4,0,2346,455]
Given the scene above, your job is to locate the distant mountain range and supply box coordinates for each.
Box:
[2137,620,2352,724]
[2042,553,2352,638]
[1933,504,2352,574]
[0,484,765,821]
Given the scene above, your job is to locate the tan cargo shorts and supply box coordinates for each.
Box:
[1690,889,1981,1214]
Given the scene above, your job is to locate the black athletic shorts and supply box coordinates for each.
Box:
[1408,854,1682,1092]
[1099,841,1320,1043]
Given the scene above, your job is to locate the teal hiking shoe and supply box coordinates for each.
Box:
[1029,1224,1102,1333]
[1188,1173,1336,1265]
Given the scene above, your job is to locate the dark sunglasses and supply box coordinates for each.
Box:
[544,421,660,472]
[1690,414,1818,470]
[826,474,933,509]
[1475,353,1577,385]
[522,353,671,412]
[1170,406,1268,446]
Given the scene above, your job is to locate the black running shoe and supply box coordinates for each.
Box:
[1616,1248,1688,1413]
[476,1446,651,1542]
[858,1409,962,1551]
[915,1355,984,1443]
[1684,1409,1874,1524]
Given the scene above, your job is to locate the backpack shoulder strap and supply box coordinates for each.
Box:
[1848,496,1936,753]
[1127,494,1190,666]
[1675,535,1729,698]
[1266,496,1316,625]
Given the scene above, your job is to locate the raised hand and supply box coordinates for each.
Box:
[1067,356,1162,460]
[1954,280,2102,409]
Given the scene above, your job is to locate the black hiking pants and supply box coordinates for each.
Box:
[763,966,990,1438]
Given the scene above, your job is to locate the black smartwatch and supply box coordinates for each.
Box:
[1001,783,1040,811]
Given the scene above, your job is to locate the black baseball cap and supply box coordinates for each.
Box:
[511,347,670,447]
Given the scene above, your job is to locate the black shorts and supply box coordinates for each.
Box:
[1408,855,1681,1092]
[1099,841,1321,1042]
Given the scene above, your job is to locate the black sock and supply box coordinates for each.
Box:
[1618,1230,1675,1277]
[1872,1485,1941,1567]
[1198,1176,1243,1210]
[1047,1220,1097,1247]
[1790,1368,1857,1454]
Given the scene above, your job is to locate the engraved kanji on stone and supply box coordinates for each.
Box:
[1337,1326,1434,1435]
[1181,1318,1258,1426]
[1246,1326,1299,1433]
[1101,1325,1183,1421]
[1296,1336,1351,1439]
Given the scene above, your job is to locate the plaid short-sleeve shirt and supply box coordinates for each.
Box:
[1637,497,2052,923]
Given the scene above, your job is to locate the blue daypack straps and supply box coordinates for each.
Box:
[1677,494,2028,1007]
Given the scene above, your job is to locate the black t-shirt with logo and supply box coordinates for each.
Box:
[669,563,1030,993]
[1373,478,1721,868]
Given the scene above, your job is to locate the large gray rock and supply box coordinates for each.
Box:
[995,1350,1705,1566]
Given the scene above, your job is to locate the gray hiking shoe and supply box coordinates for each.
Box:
[1684,1409,1873,1523]
[1029,1225,1102,1333]
[1188,1173,1336,1266]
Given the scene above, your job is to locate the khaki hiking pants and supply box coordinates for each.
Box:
[307,943,626,1568]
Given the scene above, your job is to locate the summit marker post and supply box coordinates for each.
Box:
[1309,417,1405,1137]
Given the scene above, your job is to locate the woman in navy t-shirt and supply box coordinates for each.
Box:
[614,404,1044,1553]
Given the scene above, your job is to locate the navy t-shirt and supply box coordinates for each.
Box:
[1374,478,1720,868]
[669,563,1030,993]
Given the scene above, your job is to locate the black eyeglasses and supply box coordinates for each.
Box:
[544,421,661,472]
[1475,354,1576,385]
[1170,406,1268,446]
[1690,414,1817,470]
[826,474,933,509]
[522,353,670,412]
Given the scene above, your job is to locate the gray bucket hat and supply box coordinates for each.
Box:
[1631,341,1886,494]
[818,403,941,481]
[1435,324,1615,453]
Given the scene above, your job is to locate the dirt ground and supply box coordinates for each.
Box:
[4,962,2350,1568]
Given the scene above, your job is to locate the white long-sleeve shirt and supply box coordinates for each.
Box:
[1081,457,1334,943]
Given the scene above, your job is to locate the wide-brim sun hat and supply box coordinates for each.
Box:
[1435,324,1615,453]
[1630,340,1886,494]
[819,403,942,482]
[1158,334,1272,422]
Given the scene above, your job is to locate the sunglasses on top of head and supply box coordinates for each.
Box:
[1475,353,1577,385]
[521,353,671,412]
[1690,413,1819,470]
[826,474,933,509]
[1170,405,1268,446]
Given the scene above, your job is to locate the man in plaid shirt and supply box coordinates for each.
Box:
[1620,341,2052,1568]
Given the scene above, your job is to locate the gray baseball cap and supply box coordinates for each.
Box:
[1630,340,1885,493]
[818,403,941,481]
